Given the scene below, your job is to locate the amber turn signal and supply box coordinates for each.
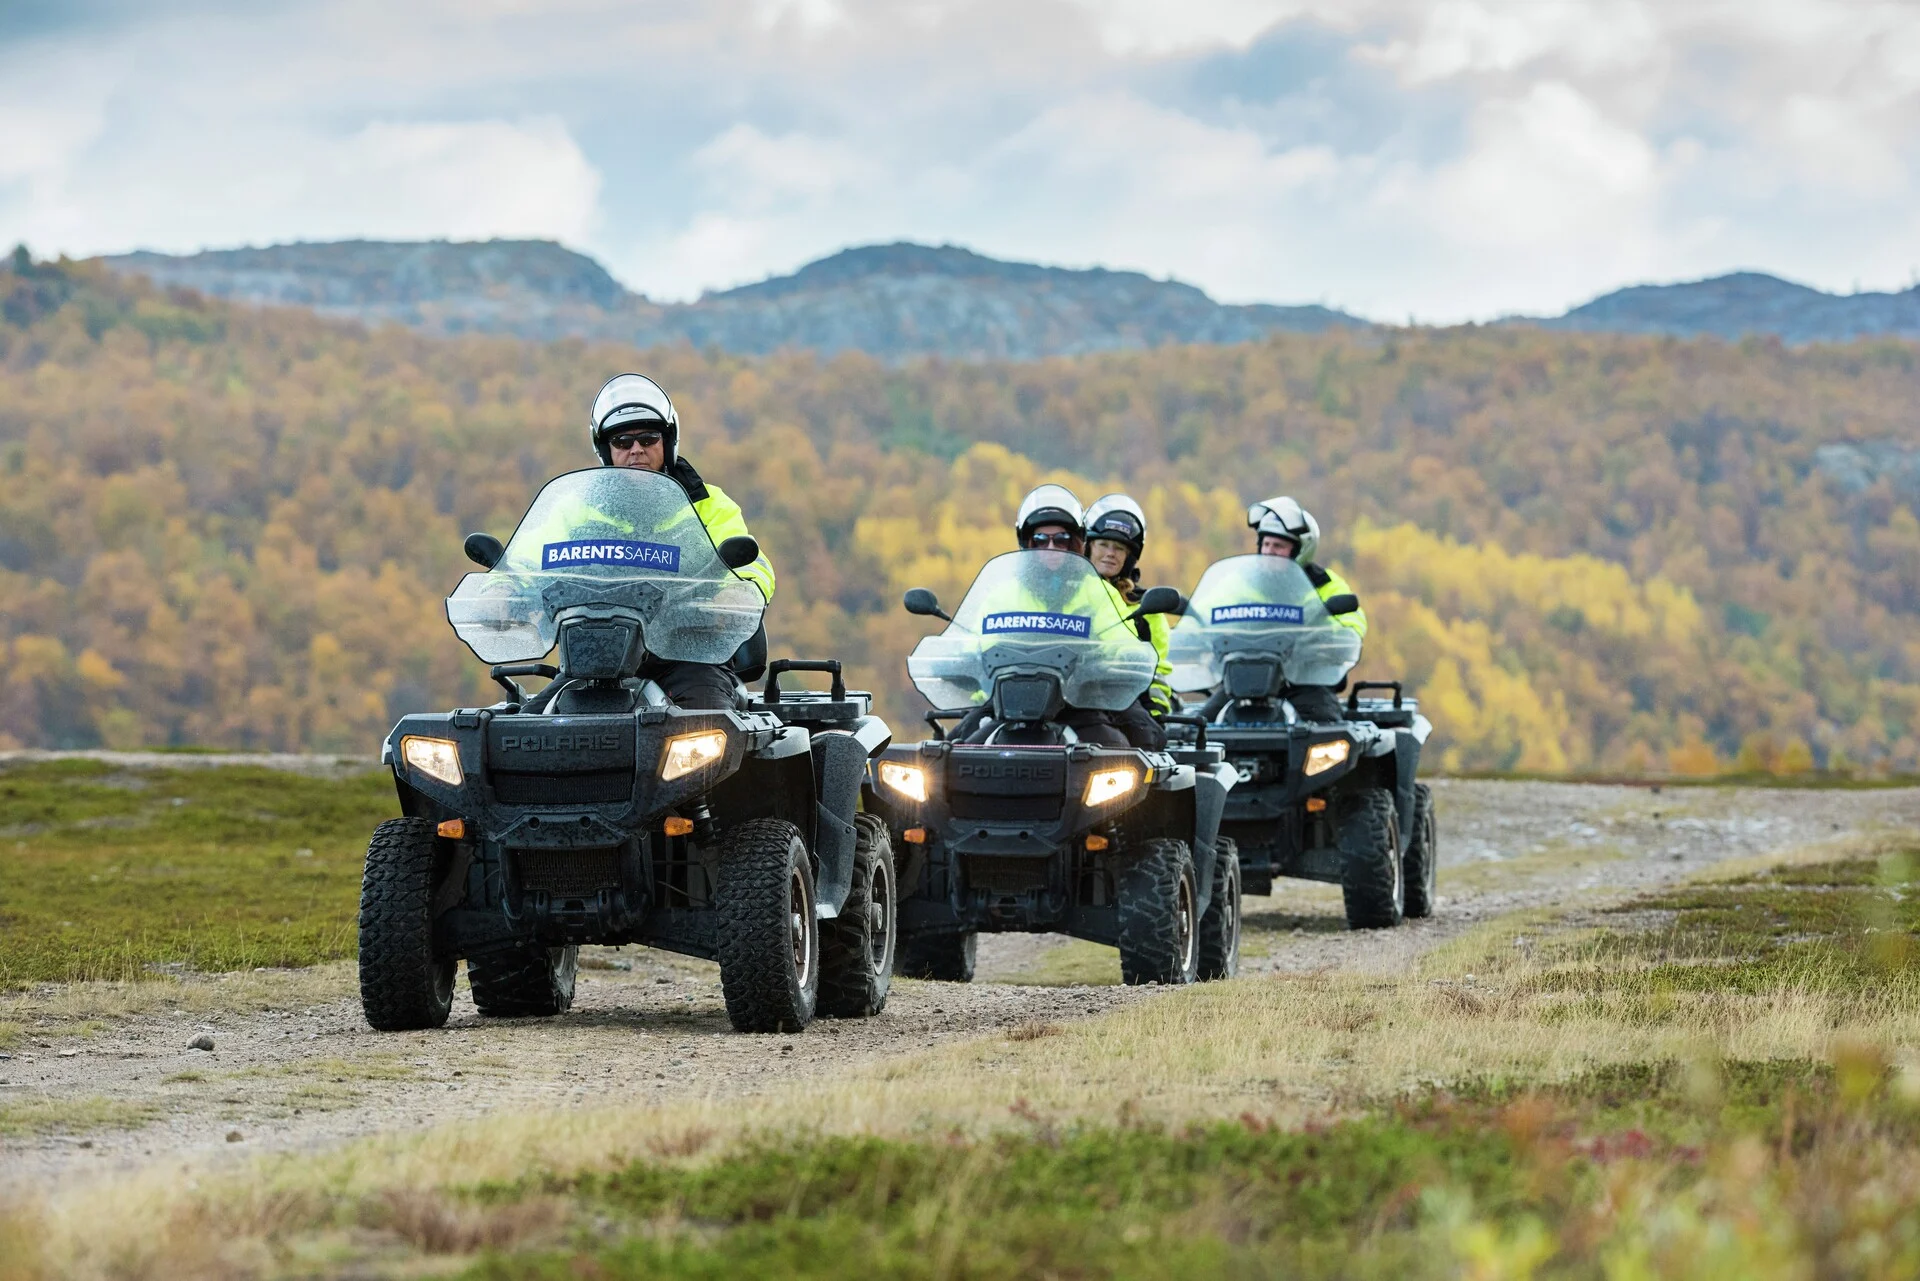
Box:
[664,816,694,837]
[1085,834,1110,851]
[436,818,466,839]
[1305,797,1327,813]
[903,826,928,844]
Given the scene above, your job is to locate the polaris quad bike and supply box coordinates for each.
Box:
[863,549,1242,986]
[357,467,896,1035]
[1167,555,1435,930]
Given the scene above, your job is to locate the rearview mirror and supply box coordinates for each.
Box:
[464,532,504,569]
[903,588,951,621]
[1323,593,1359,616]
[1134,586,1186,617]
[717,535,760,570]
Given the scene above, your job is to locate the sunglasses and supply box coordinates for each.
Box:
[1028,532,1080,549]
[609,431,663,452]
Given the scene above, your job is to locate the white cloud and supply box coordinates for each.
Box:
[2,0,1919,320]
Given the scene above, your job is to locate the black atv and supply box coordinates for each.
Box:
[1167,555,1435,930]
[357,467,896,1035]
[862,550,1242,986]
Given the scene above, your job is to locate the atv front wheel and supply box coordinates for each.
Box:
[1117,838,1200,986]
[1338,787,1404,929]
[715,818,820,1032]
[897,931,976,982]
[818,814,897,1018]
[1403,783,1438,919]
[1197,838,1242,981]
[358,817,456,1031]
[469,943,579,1017]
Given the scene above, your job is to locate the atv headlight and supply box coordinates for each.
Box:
[401,736,464,787]
[1084,767,1139,806]
[877,761,928,803]
[1303,739,1350,777]
[661,730,728,781]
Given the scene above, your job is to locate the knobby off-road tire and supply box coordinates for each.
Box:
[897,931,977,983]
[1197,838,1242,981]
[715,818,820,1033]
[1338,787,1404,930]
[468,943,579,1018]
[818,814,897,1018]
[358,817,456,1031]
[1117,838,1200,986]
[1402,783,1438,919]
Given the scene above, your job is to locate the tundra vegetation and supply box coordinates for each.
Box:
[2,252,1919,771]
[2,758,1918,1277]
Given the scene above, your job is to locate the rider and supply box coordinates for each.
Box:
[1084,493,1173,746]
[1247,496,1364,723]
[995,486,1154,751]
[585,373,775,708]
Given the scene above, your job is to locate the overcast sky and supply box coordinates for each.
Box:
[2,0,1917,322]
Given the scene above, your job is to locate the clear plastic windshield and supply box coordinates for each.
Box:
[1167,555,1361,692]
[905,550,1158,712]
[445,468,766,665]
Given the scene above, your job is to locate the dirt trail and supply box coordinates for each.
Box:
[3,779,1914,1187]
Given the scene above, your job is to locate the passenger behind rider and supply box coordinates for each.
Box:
[1083,494,1171,751]
[1247,496,1365,724]
[583,373,775,709]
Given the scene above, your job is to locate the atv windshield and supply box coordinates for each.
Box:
[1167,555,1361,692]
[445,467,766,665]
[905,550,1158,712]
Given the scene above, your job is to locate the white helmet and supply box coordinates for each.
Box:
[1015,484,1085,547]
[590,373,680,466]
[1248,496,1320,564]
[1084,493,1146,572]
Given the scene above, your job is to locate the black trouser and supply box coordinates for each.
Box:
[1284,684,1344,723]
[1056,706,1129,748]
[642,660,737,710]
[1110,697,1167,751]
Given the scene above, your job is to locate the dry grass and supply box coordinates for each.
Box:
[7,833,1918,1279]
[0,962,356,1037]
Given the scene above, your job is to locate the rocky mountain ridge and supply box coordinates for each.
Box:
[97,239,1920,358]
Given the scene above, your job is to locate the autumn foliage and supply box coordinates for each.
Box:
[2,253,1917,771]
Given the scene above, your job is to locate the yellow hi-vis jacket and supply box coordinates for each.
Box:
[1306,562,1365,639]
[1104,579,1175,714]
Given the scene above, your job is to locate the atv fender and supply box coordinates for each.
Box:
[809,729,869,918]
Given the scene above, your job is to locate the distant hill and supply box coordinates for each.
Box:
[1526,271,1920,345]
[100,239,1364,360]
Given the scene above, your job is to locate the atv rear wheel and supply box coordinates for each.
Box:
[1117,838,1200,986]
[818,814,897,1018]
[1338,787,1404,929]
[715,818,820,1032]
[1197,838,1242,981]
[469,943,578,1018]
[1403,783,1438,919]
[357,817,456,1031]
[897,931,976,982]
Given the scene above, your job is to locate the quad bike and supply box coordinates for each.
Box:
[357,466,896,1035]
[1167,555,1435,930]
[863,549,1242,986]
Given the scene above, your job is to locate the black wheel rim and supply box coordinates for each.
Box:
[432,958,456,1006]
[1176,867,1198,976]
[790,857,817,989]
[868,857,895,979]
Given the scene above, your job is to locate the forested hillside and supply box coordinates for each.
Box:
[4,252,1918,771]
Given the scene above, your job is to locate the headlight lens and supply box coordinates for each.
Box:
[1084,767,1139,806]
[401,736,464,787]
[1303,739,1351,777]
[661,730,728,781]
[877,762,928,802]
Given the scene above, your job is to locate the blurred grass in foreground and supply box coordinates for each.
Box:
[0,760,394,986]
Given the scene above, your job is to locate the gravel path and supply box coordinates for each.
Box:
[3,779,1914,1187]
